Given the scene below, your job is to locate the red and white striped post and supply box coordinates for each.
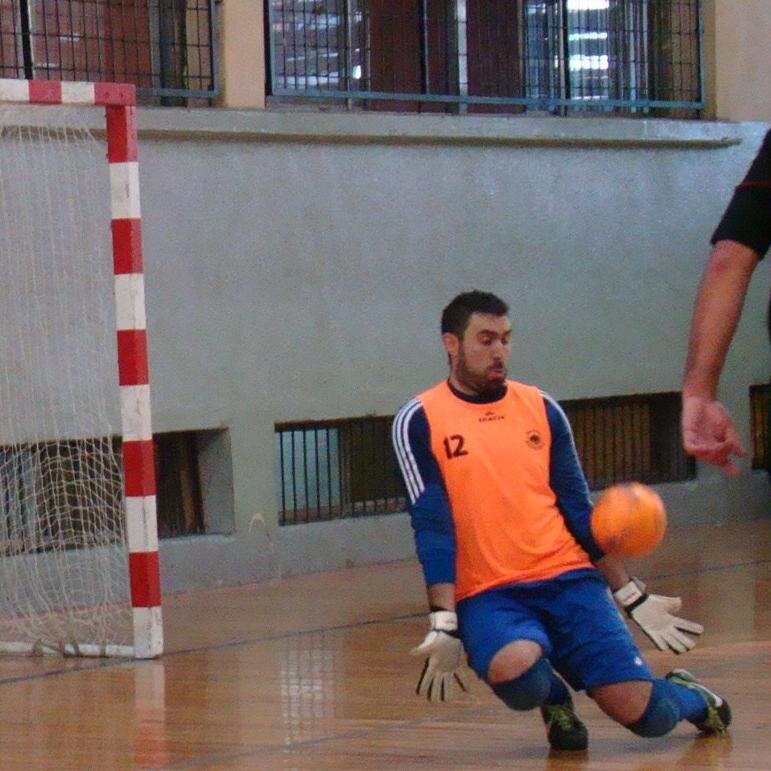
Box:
[0,78,163,658]
[106,91,164,659]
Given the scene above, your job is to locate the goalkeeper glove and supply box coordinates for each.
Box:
[614,577,704,654]
[410,610,470,702]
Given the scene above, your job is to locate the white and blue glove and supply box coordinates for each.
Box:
[614,578,704,654]
[411,610,470,702]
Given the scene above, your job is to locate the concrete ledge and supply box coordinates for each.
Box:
[1,103,748,148]
[138,109,745,149]
[155,473,771,592]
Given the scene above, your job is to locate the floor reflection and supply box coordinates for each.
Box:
[279,629,340,744]
[133,660,168,768]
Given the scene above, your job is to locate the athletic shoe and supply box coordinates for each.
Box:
[666,668,732,734]
[540,693,588,751]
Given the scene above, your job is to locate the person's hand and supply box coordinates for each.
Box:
[681,394,746,475]
[614,578,704,654]
[411,610,470,702]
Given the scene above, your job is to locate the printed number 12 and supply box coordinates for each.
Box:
[443,435,468,459]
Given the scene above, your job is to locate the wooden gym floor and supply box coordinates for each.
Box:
[0,517,768,770]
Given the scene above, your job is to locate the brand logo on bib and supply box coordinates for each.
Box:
[479,410,504,423]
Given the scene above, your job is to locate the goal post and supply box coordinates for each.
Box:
[0,79,162,658]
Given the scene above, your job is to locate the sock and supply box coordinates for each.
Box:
[658,677,708,724]
[626,679,679,737]
[545,670,569,706]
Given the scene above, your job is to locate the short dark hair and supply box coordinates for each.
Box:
[441,291,509,338]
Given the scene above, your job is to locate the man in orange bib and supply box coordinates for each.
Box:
[393,291,731,751]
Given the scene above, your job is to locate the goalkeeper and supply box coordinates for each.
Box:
[392,290,731,752]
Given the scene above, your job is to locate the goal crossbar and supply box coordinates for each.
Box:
[0,78,162,658]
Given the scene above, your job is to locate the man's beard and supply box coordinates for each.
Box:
[456,349,507,395]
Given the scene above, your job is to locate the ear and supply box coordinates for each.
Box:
[442,332,460,360]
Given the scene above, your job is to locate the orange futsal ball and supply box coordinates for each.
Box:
[590,482,667,557]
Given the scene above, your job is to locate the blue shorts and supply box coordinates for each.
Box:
[456,569,653,692]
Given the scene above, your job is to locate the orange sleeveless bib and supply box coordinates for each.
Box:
[418,380,592,600]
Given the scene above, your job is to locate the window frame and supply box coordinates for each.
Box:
[266,0,704,115]
[1,0,218,101]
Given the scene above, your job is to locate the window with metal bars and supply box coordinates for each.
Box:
[0,0,216,102]
[267,0,702,115]
[561,391,695,489]
[750,383,770,472]
[275,392,693,526]
[275,416,406,526]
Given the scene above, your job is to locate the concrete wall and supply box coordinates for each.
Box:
[1,108,768,592]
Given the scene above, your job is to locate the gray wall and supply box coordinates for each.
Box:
[2,107,769,592]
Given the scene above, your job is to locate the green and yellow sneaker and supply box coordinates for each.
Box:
[540,693,588,751]
[666,668,732,734]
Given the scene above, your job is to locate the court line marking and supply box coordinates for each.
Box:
[0,557,767,689]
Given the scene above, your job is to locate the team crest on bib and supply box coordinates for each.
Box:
[526,430,544,449]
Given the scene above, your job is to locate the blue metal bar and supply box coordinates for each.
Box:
[419,0,430,95]
[697,0,705,107]
[137,86,218,99]
[208,0,220,99]
[279,431,287,525]
[19,0,33,78]
[270,85,703,110]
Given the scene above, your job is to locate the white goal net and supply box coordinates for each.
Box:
[0,109,133,655]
